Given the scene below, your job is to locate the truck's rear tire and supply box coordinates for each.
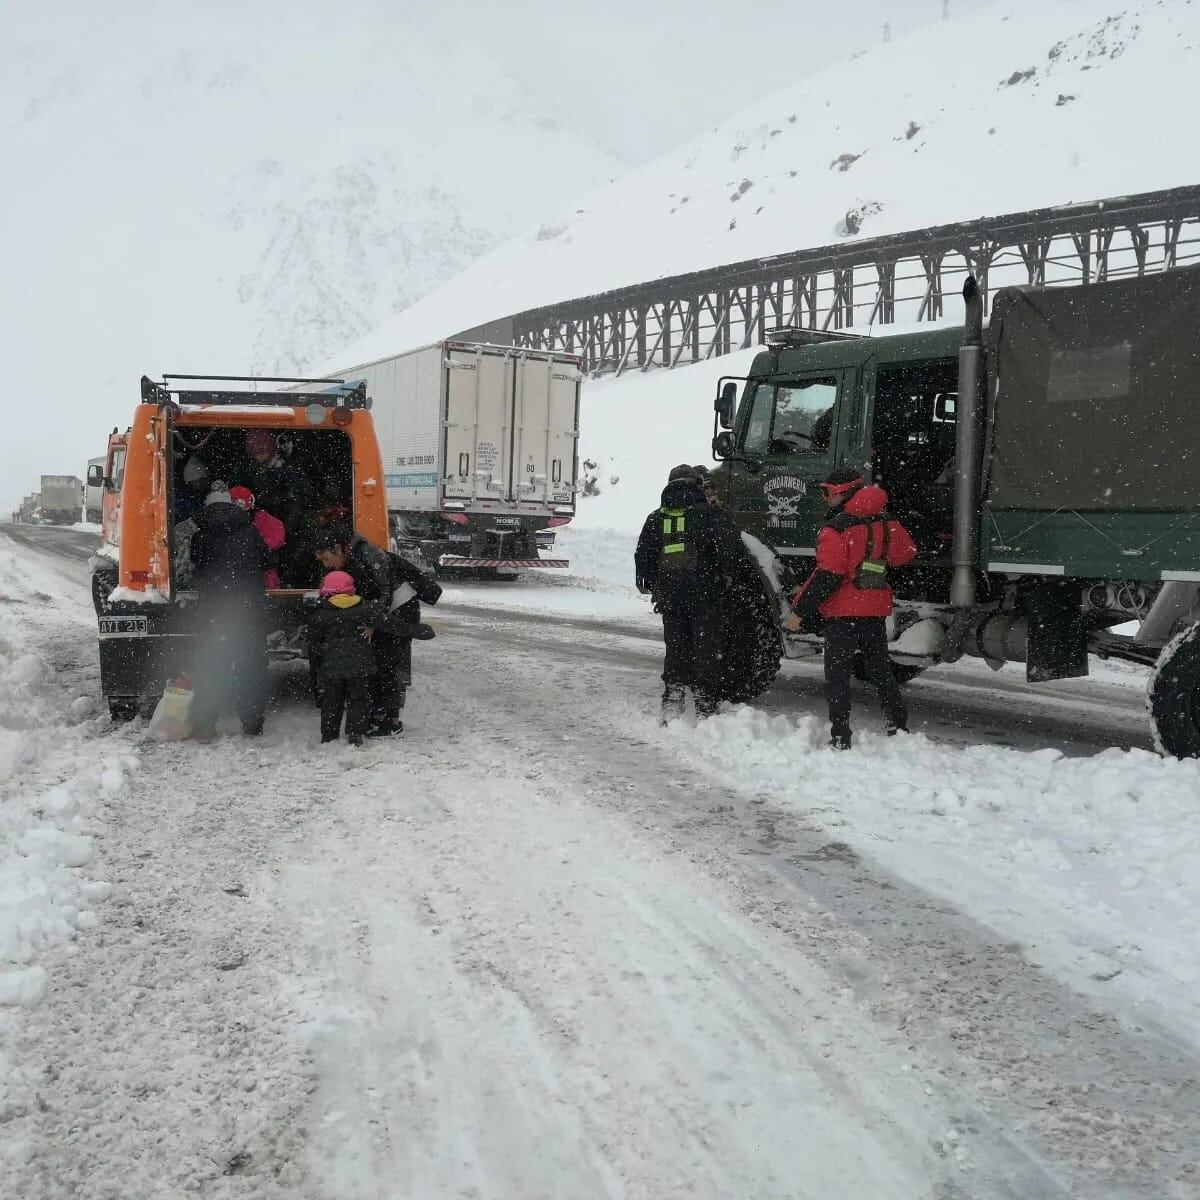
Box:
[1149,623,1200,758]
[717,573,783,703]
[92,566,117,615]
[108,698,138,722]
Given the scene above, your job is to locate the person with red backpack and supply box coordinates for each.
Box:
[785,467,918,750]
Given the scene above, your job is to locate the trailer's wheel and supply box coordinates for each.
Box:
[1149,623,1200,758]
[717,572,783,703]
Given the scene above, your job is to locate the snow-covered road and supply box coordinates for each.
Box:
[2,526,1198,1199]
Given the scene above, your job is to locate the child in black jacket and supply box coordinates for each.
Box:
[305,571,385,745]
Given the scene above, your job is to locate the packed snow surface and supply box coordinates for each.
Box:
[2,524,1199,1197]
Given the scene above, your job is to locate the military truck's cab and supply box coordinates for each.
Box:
[712,268,1200,757]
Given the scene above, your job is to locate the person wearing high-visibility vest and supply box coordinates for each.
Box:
[635,465,747,722]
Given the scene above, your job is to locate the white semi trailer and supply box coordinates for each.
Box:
[325,342,581,574]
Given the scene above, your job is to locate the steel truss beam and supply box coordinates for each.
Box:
[488,186,1200,376]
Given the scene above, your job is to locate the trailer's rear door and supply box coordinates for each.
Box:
[509,355,580,509]
[443,346,512,503]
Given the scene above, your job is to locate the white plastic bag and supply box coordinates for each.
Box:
[148,679,193,742]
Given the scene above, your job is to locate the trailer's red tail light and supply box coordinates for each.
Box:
[440,512,468,525]
[547,517,572,528]
[331,407,353,428]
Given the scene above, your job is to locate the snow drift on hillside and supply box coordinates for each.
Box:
[337,0,1200,361]
[572,350,760,533]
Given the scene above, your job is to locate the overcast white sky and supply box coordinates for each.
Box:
[419,0,999,159]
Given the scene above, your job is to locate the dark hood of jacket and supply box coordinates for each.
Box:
[659,479,705,510]
[840,484,889,519]
[198,501,252,536]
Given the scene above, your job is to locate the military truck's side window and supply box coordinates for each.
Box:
[107,448,126,491]
[742,383,777,455]
[742,378,838,458]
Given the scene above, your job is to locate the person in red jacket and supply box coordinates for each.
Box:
[229,486,286,589]
[785,467,918,749]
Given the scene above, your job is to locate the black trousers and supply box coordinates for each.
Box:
[823,617,907,737]
[321,676,372,741]
[661,599,721,702]
[369,630,406,721]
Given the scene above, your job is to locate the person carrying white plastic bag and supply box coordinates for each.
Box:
[148,676,193,742]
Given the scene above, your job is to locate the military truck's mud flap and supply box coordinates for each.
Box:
[1148,622,1200,759]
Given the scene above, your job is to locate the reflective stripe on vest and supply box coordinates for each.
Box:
[661,508,686,554]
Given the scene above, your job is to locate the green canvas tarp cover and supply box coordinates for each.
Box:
[986,265,1200,511]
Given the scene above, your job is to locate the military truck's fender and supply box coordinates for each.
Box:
[716,533,785,703]
[1148,622,1200,759]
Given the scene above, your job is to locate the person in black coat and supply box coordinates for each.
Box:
[634,465,747,720]
[314,527,437,736]
[189,485,268,740]
[305,571,386,745]
[240,431,316,536]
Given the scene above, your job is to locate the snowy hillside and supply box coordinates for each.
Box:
[0,3,620,506]
[337,0,1200,361]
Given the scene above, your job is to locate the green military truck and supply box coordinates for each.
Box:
[711,266,1200,757]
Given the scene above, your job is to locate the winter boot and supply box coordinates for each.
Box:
[367,717,404,738]
[886,720,908,737]
[830,726,852,751]
[694,689,720,720]
[347,733,364,747]
[660,685,686,725]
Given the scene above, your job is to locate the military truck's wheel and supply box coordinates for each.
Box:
[717,572,783,703]
[1149,623,1200,758]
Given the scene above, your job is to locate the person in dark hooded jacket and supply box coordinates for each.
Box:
[313,527,436,736]
[786,467,918,749]
[634,464,747,720]
[305,570,386,745]
[188,484,269,740]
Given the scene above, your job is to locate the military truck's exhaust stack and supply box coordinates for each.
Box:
[951,276,986,608]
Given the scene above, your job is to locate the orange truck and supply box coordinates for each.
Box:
[88,374,388,720]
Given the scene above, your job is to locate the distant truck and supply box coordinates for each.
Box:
[39,475,82,525]
[322,342,581,574]
[84,456,106,523]
[17,493,40,522]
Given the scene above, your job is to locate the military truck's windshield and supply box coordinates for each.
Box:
[741,378,837,456]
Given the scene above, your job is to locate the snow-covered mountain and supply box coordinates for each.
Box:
[336,0,1200,364]
[0,2,621,504]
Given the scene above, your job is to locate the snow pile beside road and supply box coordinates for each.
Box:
[684,706,1200,1044]
[0,549,135,1017]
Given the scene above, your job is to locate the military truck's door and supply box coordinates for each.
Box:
[727,371,844,558]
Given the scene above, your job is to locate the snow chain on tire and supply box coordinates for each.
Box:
[1148,621,1200,759]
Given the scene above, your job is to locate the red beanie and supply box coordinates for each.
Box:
[229,486,255,511]
[246,430,276,457]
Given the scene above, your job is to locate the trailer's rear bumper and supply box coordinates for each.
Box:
[437,556,569,569]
